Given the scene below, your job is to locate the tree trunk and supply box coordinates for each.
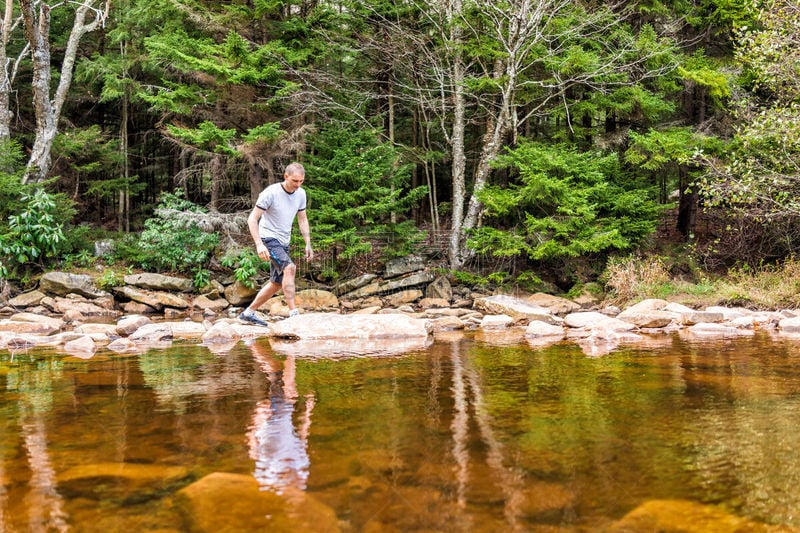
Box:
[0,0,14,140]
[20,0,109,184]
[447,0,468,269]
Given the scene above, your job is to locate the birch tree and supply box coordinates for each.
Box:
[19,0,109,184]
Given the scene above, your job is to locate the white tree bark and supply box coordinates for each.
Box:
[0,0,17,140]
[20,0,109,184]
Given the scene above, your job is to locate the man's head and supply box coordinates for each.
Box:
[283,162,305,192]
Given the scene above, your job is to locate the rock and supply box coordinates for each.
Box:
[123,273,193,292]
[623,298,669,312]
[39,272,109,298]
[169,321,208,338]
[474,295,559,324]
[617,307,676,328]
[116,315,152,336]
[175,472,340,533]
[779,316,800,333]
[201,321,241,343]
[129,323,173,342]
[353,306,381,315]
[678,311,724,325]
[608,499,791,533]
[75,323,118,336]
[525,293,580,315]
[332,274,377,296]
[564,311,613,329]
[123,301,157,314]
[705,306,753,321]
[224,280,259,306]
[342,281,382,299]
[0,314,62,335]
[107,338,138,352]
[385,255,425,278]
[269,312,431,340]
[192,295,229,313]
[430,316,465,332]
[418,297,450,309]
[64,335,97,356]
[114,286,190,311]
[385,289,423,307]
[296,289,339,309]
[49,297,120,320]
[480,314,514,329]
[382,270,436,292]
[58,462,190,503]
[525,321,565,338]
[687,323,746,337]
[425,276,453,301]
[8,290,46,308]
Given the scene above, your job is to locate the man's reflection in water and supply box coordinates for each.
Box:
[247,341,315,494]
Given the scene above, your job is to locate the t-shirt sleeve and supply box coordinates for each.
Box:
[256,187,273,211]
[298,190,307,211]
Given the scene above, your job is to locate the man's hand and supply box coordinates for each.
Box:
[304,244,314,261]
[256,243,269,261]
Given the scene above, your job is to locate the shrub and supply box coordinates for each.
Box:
[136,191,220,273]
[602,255,671,305]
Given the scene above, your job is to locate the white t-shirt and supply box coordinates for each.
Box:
[255,182,307,247]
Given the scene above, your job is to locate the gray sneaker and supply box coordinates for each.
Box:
[239,308,269,327]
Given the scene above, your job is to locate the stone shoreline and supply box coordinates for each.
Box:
[1,269,799,357]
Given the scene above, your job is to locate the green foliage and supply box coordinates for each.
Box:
[136,192,220,273]
[472,141,664,262]
[678,50,731,101]
[306,126,428,260]
[96,269,125,291]
[220,248,269,289]
[0,189,70,278]
[193,268,211,290]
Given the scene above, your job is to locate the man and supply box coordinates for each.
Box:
[239,162,313,326]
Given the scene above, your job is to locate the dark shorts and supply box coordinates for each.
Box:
[262,238,294,284]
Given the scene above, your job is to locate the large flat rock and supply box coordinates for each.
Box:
[268,312,432,340]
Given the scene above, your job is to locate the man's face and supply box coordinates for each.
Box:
[283,172,305,192]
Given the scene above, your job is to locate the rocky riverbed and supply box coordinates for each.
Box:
[2,264,800,358]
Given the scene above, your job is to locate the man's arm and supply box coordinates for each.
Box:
[248,206,269,261]
[297,209,313,261]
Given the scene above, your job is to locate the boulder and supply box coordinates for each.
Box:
[268,312,431,340]
[201,321,241,344]
[430,316,465,332]
[107,338,138,353]
[175,472,340,533]
[129,323,173,342]
[564,311,613,329]
[779,316,800,334]
[114,286,190,311]
[49,298,120,321]
[224,280,260,306]
[116,315,152,336]
[8,290,46,308]
[419,298,450,309]
[705,306,753,321]
[617,303,676,328]
[425,276,453,301]
[525,320,565,338]
[525,293,580,316]
[608,499,791,533]
[39,272,109,298]
[123,301,157,314]
[0,313,62,335]
[74,323,118,336]
[480,314,514,329]
[64,335,97,356]
[192,295,229,313]
[678,311,725,325]
[342,281,382,299]
[296,289,339,309]
[353,306,381,315]
[385,289,423,307]
[123,273,193,292]
[169,321,208,338]
[687,323,747,337]
[59,462,190,503]
[332,274,377,296]
[474,295,559,324]
[385,255,424,278]
[381,271,436,292]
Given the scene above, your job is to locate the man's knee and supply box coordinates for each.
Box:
[284,263,297,277]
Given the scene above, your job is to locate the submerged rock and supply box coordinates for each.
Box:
[608,499,795,532]
[175,472,340,533]
[58,462,190,503]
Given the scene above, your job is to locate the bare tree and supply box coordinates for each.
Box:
[20,0,109,184]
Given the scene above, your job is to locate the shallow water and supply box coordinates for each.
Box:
[2,330,800,531]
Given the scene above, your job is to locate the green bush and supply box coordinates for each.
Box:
[136,191,220,273]
[220,248,269,288]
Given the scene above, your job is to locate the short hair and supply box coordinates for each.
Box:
[285,162,305,177]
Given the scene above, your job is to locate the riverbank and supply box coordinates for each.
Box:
[1,264,799,358]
